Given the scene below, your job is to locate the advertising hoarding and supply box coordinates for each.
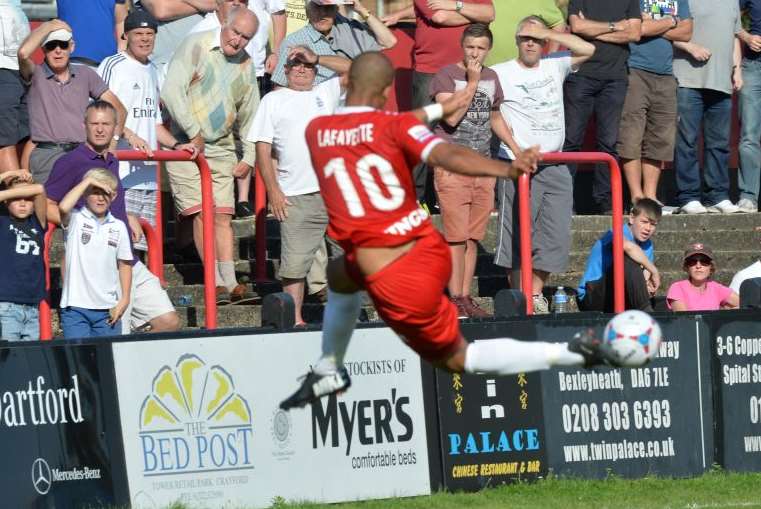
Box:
[113,327,431,508]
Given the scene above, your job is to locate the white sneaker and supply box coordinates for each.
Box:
[661,205,679,215]
[706,199,740,214]
[737,198,758,213]
[680,200,708,214]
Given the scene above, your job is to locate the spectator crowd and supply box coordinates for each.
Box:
[1,0,760,340]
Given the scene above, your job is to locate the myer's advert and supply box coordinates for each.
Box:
[112,328,431,508]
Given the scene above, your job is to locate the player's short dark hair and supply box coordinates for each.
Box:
[462,23,493,48]
[631,198,662,221]
[84,99,117,121]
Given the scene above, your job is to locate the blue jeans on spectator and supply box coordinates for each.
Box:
[60,306,120,339]
[0,302,39,341]
[674,87,732,207]
[563,74,628,213]
[739,58,761,204]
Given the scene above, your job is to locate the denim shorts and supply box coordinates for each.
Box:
[60,306,121,339]
[0,301,39,341]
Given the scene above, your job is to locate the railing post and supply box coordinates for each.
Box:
[517,174,533,315]
[607,156,625,313]
[39,224,56,340]
[194,154,218,329]
[139,219,163,282]
[254,164,269,283]
[519,152,625,315]
[154,161,166,286]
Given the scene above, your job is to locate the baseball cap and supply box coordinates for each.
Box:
[42,29,73,46]
[683,243,714,262]
[123,9,159,33]
[309,0,355,5]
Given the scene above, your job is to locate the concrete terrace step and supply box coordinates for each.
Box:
[46,226,761,269]
[50,212,761,253]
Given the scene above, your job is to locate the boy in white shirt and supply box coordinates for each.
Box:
[59,169,133,338]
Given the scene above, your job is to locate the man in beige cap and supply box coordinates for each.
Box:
[17,20,129,184]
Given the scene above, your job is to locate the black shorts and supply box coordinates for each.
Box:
[0,69,29,146]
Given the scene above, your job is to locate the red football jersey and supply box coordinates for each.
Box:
[305,107,444,248]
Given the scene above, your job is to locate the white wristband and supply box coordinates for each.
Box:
[423,103,444,123]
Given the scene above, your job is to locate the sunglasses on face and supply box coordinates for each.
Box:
[517,36,543,45]
[287,60,316,70]
[686,256,712,267]
[44,40,70,51]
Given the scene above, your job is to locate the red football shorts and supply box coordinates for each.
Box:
[344,231,462,362]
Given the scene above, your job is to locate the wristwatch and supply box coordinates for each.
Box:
[608,21,616,33]
[455,0,464,12]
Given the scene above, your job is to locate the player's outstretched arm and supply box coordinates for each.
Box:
[427,143,541,180]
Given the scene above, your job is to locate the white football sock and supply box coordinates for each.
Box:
[313,289,362,375]
[464,338,584,376]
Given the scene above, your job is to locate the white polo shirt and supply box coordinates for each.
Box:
[60,207,133,310]
[247,77,342,196]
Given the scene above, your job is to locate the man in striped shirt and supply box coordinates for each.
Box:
[161,6,260,305]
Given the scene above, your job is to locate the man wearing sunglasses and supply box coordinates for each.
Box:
[248,46,349,327]
[18,20,128,185]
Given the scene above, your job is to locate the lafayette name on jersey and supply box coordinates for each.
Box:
[306,108,443,248]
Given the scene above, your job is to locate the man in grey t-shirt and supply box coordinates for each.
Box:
[672,0,743,215]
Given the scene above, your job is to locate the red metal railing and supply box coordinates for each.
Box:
[39,224,56,340]
[39,150,218,339]
[518,152,625,314]
[140,219,163,282]
[254,165,269,282]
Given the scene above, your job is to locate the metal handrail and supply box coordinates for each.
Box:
[38,150,218,338]
[518,152,625,314]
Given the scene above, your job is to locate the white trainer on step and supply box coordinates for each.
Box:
[705,199,740,214]
[680,200,708,214]
[736,198,758,213]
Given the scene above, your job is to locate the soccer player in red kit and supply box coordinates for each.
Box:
[280,52,616,410]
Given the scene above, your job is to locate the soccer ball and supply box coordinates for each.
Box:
[603,310,662,367]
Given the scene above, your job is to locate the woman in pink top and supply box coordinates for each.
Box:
[667,243,739,312]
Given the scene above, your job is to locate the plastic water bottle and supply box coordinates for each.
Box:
[553,287,568,314]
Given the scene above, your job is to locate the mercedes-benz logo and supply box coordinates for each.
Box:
[31,458,52,495]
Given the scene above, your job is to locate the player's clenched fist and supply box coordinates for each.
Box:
[511,146,541,176]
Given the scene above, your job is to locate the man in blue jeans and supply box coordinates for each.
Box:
[564,0,641,214]
[672,0,743,215]
[737,0,761,213]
